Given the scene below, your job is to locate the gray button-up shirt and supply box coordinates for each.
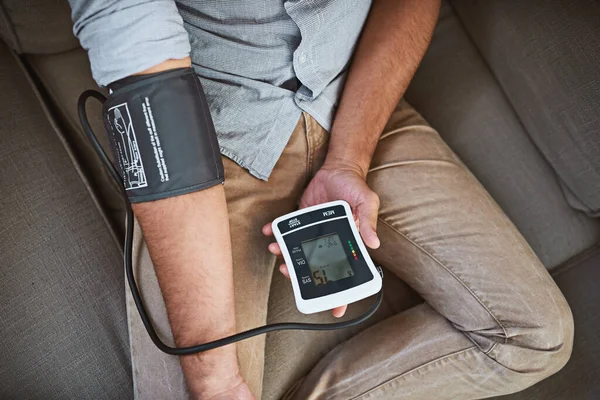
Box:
[69,0,371,180]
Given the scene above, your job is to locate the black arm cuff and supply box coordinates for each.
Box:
[102,68,224,203]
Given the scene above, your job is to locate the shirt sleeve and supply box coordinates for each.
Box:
[68,0,191,87]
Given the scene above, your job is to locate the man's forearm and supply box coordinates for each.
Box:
[132,187,240,397]
[326,0,440,175]
[129,58,242,398]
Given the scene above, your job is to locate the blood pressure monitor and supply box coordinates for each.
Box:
[272,200,382,314]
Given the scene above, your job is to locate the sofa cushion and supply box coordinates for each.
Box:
[452,0,600,217]
[27,49,125,236]
[405,1,600,269]
[0,40,131,399]
[0,0,78,53]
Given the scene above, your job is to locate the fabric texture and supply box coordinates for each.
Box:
[452,0,600,216]
[264,245,423,399]
[67,0,371,180]
[0,41,132,399]
[26,48,126,237]
[0,0,78,54]
[128,106,573,400]
[67,0,191,87]
[179,0,371,180]
[492,247,600,400]
[405,1,600,269]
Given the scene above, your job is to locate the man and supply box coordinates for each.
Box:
[68,0,573,398]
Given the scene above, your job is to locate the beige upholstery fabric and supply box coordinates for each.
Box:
[0,40,132,399]
[0,0,78,54]
[452,0,600,216]
[27,50,126,237]
[405,1,600,269]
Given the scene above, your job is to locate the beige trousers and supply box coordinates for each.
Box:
[128,100,573,399]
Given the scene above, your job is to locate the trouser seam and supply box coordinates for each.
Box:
[485,341,498,355]
[303,112,314,181]
[368,159,459,174]
[378,124,437,141]
[377,217,509,343]
[351,346,478,400]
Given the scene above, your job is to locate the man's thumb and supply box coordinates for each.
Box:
[358,195,380,249]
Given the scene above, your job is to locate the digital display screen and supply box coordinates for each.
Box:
[301,233,354,286]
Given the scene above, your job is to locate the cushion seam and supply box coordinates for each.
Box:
[26,57,124,198]
[551,243,600,278]
[0,3,21,52]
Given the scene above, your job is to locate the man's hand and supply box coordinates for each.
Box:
[262,162,380,318]
[300,164,380,250]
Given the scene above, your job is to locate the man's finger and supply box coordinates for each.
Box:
[268,242,282,256]
[279,264,290,279]
[332,305,347,318]
[262,222,274,236]
[359,194,381,249]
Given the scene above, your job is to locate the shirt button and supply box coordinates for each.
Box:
[299,53,307,63]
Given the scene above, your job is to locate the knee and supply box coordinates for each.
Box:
[491,294,574,389]
[533,302,574,376]
[543,300,575,374]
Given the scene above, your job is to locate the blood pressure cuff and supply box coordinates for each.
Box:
[102,68,223,203]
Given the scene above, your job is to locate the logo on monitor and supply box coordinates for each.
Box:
[288,218,301,229]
